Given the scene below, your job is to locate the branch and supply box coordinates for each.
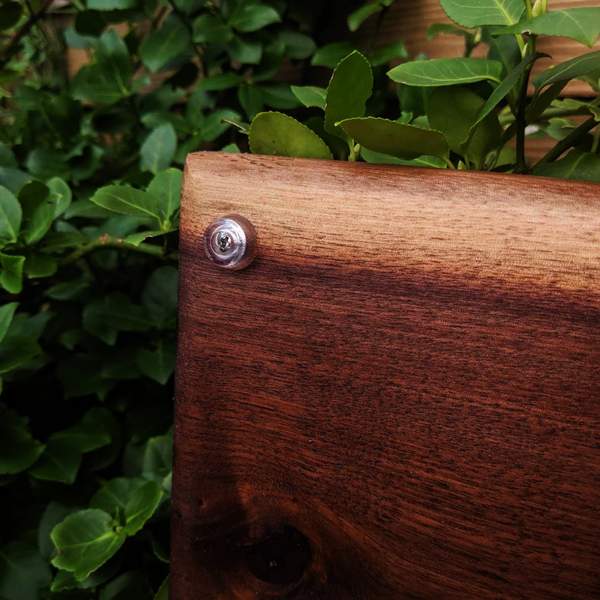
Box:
[0,0,54,66]
[533,116,598,169]
[58,234,179,266]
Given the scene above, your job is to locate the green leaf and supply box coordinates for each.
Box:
[256,83,302,110]
[0,541,51,600]
[369,41,408,67]
[533,50,600,92]
[24,253,58,279]
[83,293,152,343]
[39,503,79,562]
[0,303,18,346]
[141,124,177,176]
[90,185,162,223]
[29,440,83,485]
[311,42,356,69]
[361,147,447,168]
[96,30,132,94]
[440,0,524,27]
[427,23,470,40]
[99,570,154,600]
[0,407,45,474]
[90,478,147,518]
[238,84,264,121]
[47,177,72,218]
[533,150,600,182]
[279,31,316,60]
[0,143,17,169]
[348,3,383,32]
[22,194,56,246]
[0,187,21,248]
[482,26,521,76]
[124,230,169,246]
[325,51,373,141]
[50,408,113,453]
[51,509,127,582]
[388,58,503,86]
[137,341,177,385]
[198,73,244,91]
[496,9,600,48]
[88,0,137,8]
[124,481,163,536]
[249,112,333,160]
[154,576,169,600]
[291,86,327,109]
[142,266,178,325]
[428,86,501,167]
[0,253,25,294]
[228,34,263,64]
[0,336,41,373]
[147,168,182,223]
[0,2,23,32]
[143,434,173,481]
[201,108,242,141]
[340,117,450,162]
[229,5,281,33]
[140,15,191,74]
[471,52,547,136]
[193,14,233,43]
[71,64,124,105]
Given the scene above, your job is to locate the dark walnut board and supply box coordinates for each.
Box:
[172,153,600,599]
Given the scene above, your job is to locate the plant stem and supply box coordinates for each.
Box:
[515,34,537,173]
[534,116,598,169]
[499,105,593,125]
[0,0,54,67]
[367,6,390,55]
[58,235,179,266]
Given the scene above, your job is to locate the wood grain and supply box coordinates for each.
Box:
[172,153,600,599]
[356,0,600,97]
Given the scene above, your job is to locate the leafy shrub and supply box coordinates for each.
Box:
[1,0,599,598]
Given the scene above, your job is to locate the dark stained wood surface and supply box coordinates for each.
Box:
[171,153,600,599]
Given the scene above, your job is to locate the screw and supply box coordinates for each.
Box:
[203,215,257,270]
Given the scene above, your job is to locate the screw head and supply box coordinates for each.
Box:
[203,215,257,270]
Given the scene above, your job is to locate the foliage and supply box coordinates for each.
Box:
[1,0,600,598]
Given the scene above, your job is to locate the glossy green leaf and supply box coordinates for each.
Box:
[0,253,25,294]
[193,14,233,43]
[124,230,169,246]
[47,177,72,218]
[291,86,326,109]
[483,26,521,76]
[50,408,113,453]
[249,112,333,160]
[311,42,356,69]
[24,253,58,279]
[0,187,21,248]
[428,86,501,167]
[228,35,263,64]
[96,30,132,94]
[90,186,162,222]
[496,9,600,48]
[88,0,137,8]
[361,147,447,168]
[369,41,408,67]
[142,434,173,481]
[325,51,373,141]
[533,50,600,92]
[141,124,177,175]
[22,194,56,246]
[140,15,191,74]
[154,576,169,600]
[51,509,127,581]
[39,503,79,562]
[137,341,177,385]
[0,407,45,474]
[440,0,524,27]
[141,266,178,325]
[533,150,600,182]
[348,3,383,32]
[340,117,450,162]
[198,73,244,91]
[0,541,51,600]
[29,440,83,485]
[147,168,182,223]
[238,84,264,120]
[70,64,124,105]
[124,481,163,536]
[90,478,147,518]
[427,23,470,40]
[0,303,18,346]
[230,5,280,33]
[388,58,503,86]
[201,108,242,141]
[279,32,316,60]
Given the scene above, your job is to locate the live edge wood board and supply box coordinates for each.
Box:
[172,153,600,599]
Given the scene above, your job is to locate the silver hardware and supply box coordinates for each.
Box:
[203,215,257,270]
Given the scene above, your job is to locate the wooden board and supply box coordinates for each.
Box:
[356,0,600,97]
[172,153,600,599]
